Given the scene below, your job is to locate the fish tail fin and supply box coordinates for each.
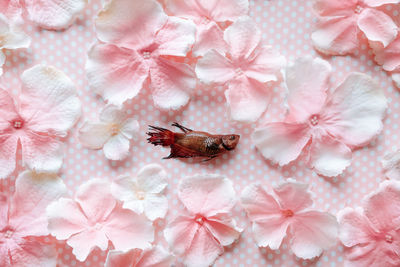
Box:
[147,125,175,146]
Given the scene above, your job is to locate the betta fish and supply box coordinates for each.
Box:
[147,122,240,161]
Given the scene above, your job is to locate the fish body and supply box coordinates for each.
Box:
[147,123,240,160]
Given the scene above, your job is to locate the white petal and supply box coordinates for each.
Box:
[382,149,400,180]
[136,164,168,194]
[121,118,139,140]
[99,104,126,124]
[144,194,168,221]
[103,134,131,161]
[78,122,111,149]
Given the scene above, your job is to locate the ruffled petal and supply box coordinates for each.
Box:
[0,0,23,22]
[143,194,168,221]
[19,65,81,136]
[252,122,311,166]
[198,0,248,22]
[111,175,143,214]
[382,149,400,180]
[284,57,330,122]
[10,240,57,267]
[357,8,398,47]
[289,210,339,259]
[95,0,167,50]
[225,77,271,123]
[192,22,227,58]
[67,228,109,261]
[195,49,235,84]
[75,179,116,223]
[105,249,142,267]
[373,35,400,72]
[78,122,111,149]
[155,16,196,57]
[120,119,139,140]
[86,43,149,106]
[0,14,30,49]
[0,135,18,179]
[103,206,154,251]
[312,15,359,55]
[363,0,400,7]
[308,135,352,177]
[24,0,86,30]
[252,217,290,250]
[149,57,195,110]
[273,179,314,212]
[204,215,242,246]
[313,0,357,16]
[322,72,387,147]
[103,134,130,160]
[178,174,236,217]
[99,104,126,124]
[9,170,67,237]
[136,164,168,194]
[0,88,18,131]
[224,16,260,60]
[345,242,400,267]
[136,246,173,267]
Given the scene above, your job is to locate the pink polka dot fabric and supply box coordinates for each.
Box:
[1,0,399,266]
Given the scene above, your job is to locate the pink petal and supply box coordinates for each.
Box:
[373,35,400,72]
[225,77,271,123]
[0,193,8,228]
[103,134,131,161]
[195,49,235,84]
[252,122,311,166]
[345,242,400,267]
[0,135,18,179]
[197,0,248,22]
[322,73,387,147]
[86,43,149,106]
[308,135,352,177]
[178,174,236,217]
[313,0,357,16]
[24,0,86,29]
[155,16,196,57]
[285,57,330,122]
[78,122,111,149]
[19,65,81,137]
[149,57,195,110]
[357,8,398,47]
[312,15,359,55]
[105,249,142,267]
[20,132,64,173]
[252,217,290,250]
[273,179,314,212]
[163,0,202,21]
[0,88,18,131]
[47,198,88,240]
[9,170,67,237]
[103,206,154,252]
[10,240,57,267]
[75,179,116,223]
[164,216,200,256]
[224,16,260,60]
[393,73,400,88]
[192,22,228,58]
[0,241,11,266]
[363,0,400,7]
[137,246,173,267]
[67,228,109,261]
[0,51,4,76]
[289,210,339,259]
[204,215,242,246]
[382,149,400,180]
[95,0,167,50]
[136,164,168,194]
[0,0,22,22]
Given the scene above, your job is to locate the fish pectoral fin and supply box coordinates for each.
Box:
[171,122,193,133]
[164,144,198,159]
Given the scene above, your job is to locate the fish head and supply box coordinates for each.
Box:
[221,134,240,151]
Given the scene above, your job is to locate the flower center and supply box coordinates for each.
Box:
[12,119,23,129]
[195,215,205,225]
[355,5,363,14]
[142,51,152,60]
[201,16,211,24]
[135,190,145,200]
[385,234,393,243]
[109,124,120,136]
[4,230,13,239]
[309,114,319,126]
[235,68,243,75]
[282,209,294,217]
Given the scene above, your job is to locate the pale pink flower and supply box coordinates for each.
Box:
[111,164,168,221]
[163,0,248,57]
[0,0,87,30]
[312,0,399,55]
[241,179,338,259]
[78,105,139,161]
[0,170,67,267]
[0,65,81,179]
[105,246,173,267]
[338,180,400,267]
[252,57,387,177]
[87,0,196,110]
[195,16,285,122]
[164,174,242,267]
[381,149,400,180]
[47,179,154,262]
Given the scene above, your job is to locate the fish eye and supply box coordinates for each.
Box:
[230,135,235,140]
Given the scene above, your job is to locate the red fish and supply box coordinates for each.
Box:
[147,122,240,160]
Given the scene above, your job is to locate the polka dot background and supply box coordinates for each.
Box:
[1,0,400,266]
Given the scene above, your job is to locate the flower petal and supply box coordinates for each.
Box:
[9,170,67,237]
[0,193,8,227]
[24,0,86,29]
[78,122,111,149]
[136,164,168,194]
[178,173,236,217]
[273,179,314,212]
[308,135,352,177]
[103,134,130,161]
[0,135,18,179]
[345,242,400,267]
[284,57,330,122]
[195,49,235,84]
[144,194,168,221]
[363,0,400,7]
[224,16,260,60]
[393,73,400,88]
[10,240,57,267]
[290,210,339,259]
[192,22,227,58]
[357,8,398,47]
[0,51,4,76]
[67,228,109,261]
[198,0,248,22]
[105,249,141,267]
[149,57,195,110]
[111,175,143,214]
[252,122,311,166]
[252,217,290,250]
[322,72,387,147]
[373,35,400,72]
[312,15,358,55]
[313,0,357,16]
[95,0,167,50]
[0,14,30,49]
[204,215,242,246]
[155,16,196,57]
[0,240,11,266]
[137,246,173,267]
[99,104,126,124]
[382,149,400,180]
[121,119,139,140]
[0,88,18,131]
[86,43,149,106]
[20,65,81,136]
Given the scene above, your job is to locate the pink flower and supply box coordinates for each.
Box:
[252,57,387,177]
[241,179,338,259]
[382,149,400,180]
[105,246,173,267]
[0,170,67,267]
[338,180,400,267]
[195,16,285,122]
[164,174,242,267]
[111,164,168,221]
[47,179,154,261]
[0,0,86,30]
[78,105,139,161]
[87,0,196,110]
[0,65,81,179]
[163,0,248,57]
[312,0,399,55]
